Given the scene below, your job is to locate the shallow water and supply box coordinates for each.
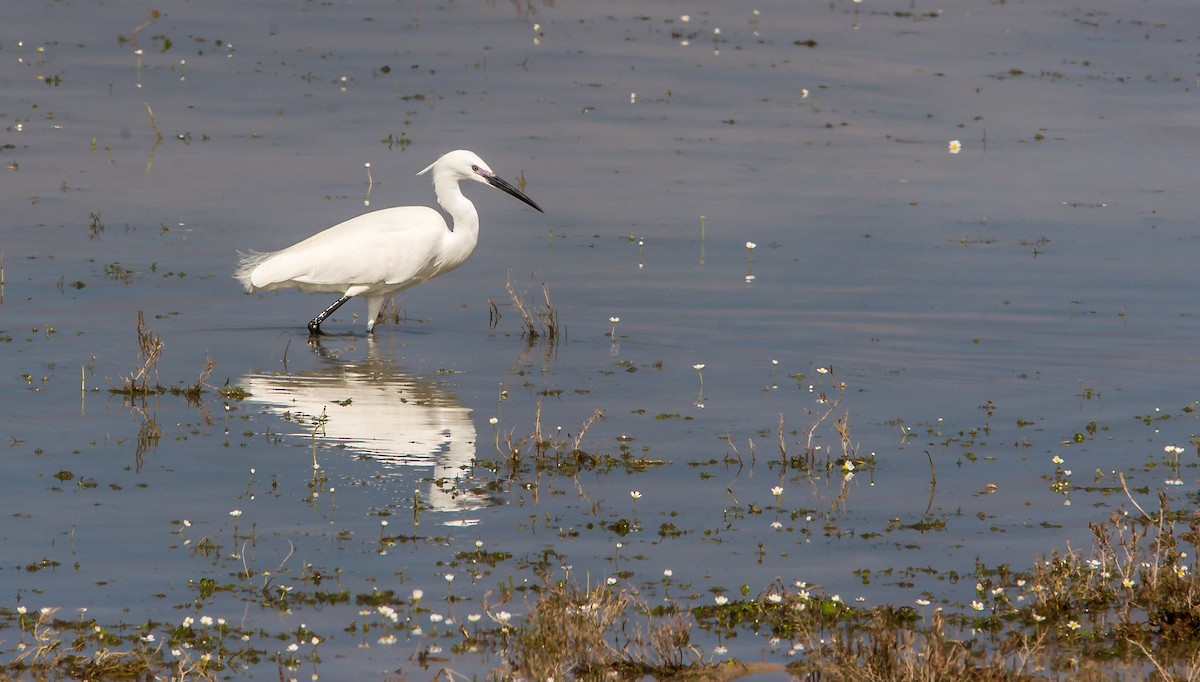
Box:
[3,0,1199,677]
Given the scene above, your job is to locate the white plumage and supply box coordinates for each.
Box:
[236,150,542,334]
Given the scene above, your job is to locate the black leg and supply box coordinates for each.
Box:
[308,295,351,335]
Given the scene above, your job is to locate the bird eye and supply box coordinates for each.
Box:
[471,165,480,172]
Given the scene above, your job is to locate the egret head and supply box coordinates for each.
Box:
[419,150,543,213]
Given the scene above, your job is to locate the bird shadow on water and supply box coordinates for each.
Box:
[239,337,497,522]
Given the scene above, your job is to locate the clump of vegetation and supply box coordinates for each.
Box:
[109,312,238,403]
[505,274,559,343]
[111,311,163,396]
[479,401,663,483]
[486,577,711,680]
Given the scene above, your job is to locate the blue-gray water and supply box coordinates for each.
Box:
[3,0,1198,677]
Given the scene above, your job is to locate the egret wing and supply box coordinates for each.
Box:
[246,206,448,294]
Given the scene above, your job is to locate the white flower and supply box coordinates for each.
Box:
[444,573,455,582]
[430,613,444,623]
[288,643,299,652]
[411,589,423,601]
[609,316,620,324]
[746,241,756,249]
[971,600,984,611]
[916,599,930,606]
[630,490,642,499]
[200,615,213,626]
[771,486,784,496]
[495,611,512,623]
[606,577,617,585]
[489,417,498,425]
[714,595,729,605]
[767,594,783,603]
[663,569,673,577]
[468,614,482,623]
[948,140,962,154]
[229,509,242,517]
[1052,455,1064,464]
[693,363,705,370]
[680,15,690,23]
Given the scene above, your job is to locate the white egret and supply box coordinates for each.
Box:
[236,149,543,335]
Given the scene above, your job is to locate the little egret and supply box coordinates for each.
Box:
[236,150,543,335]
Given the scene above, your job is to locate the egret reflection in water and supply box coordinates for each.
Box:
[240,340,489,522]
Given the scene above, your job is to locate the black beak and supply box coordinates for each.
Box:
[486,174,544,213]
